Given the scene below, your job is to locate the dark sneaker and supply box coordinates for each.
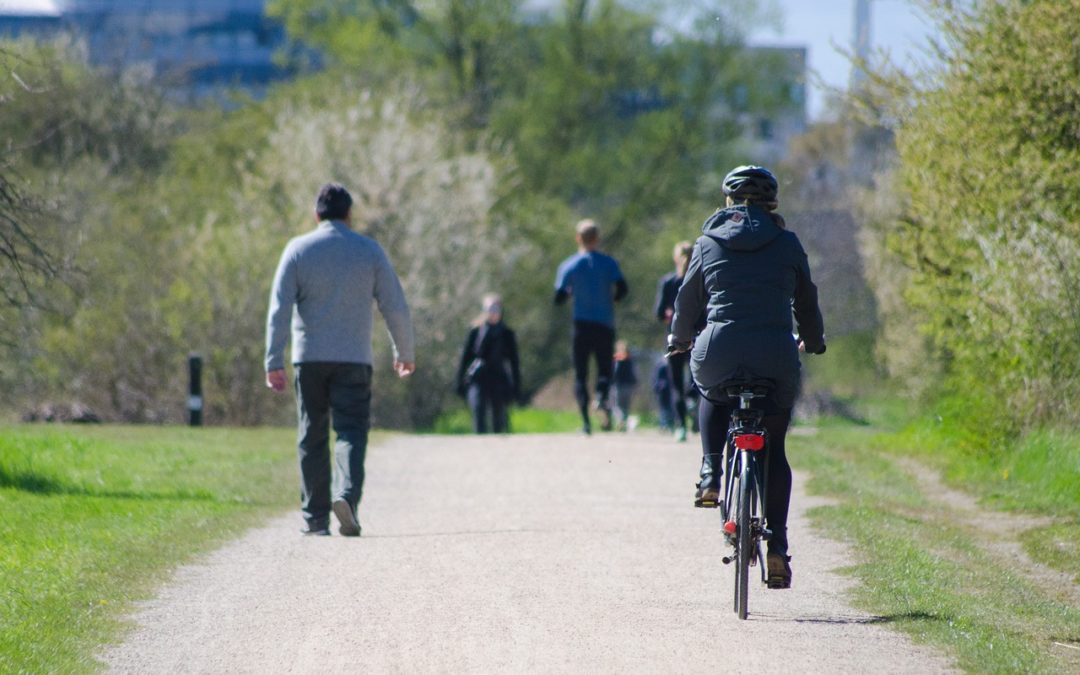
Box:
[694,485,720,508]
[332,499,361,537]
[301,524,330,536]
[581,421,592,436]
[598,406,613,432]
[766,553,792,589]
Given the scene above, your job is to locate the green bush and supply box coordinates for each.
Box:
[877,0,1080,433]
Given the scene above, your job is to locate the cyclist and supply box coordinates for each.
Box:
[668,165,825,588]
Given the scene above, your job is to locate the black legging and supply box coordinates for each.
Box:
[572,320,614,423]
[667,350,689,430]
[699,395,793,555]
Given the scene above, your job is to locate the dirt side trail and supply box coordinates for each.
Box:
[101,432,957,673]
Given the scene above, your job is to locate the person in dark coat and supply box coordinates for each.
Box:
[669,165,826,589]
[654,241,698,441]
[455,294,521,434]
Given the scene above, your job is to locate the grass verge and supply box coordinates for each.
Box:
[791,421,1080,673]
[431,406,585,434]
[0,424,299,673]
[876,423,1080,584]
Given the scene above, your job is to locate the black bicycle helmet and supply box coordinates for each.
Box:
[722,165,778,206]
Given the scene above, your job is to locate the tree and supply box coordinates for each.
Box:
[877,0,1080,432]
[0,47,62,321]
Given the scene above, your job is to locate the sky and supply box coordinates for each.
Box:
[0,0,60,15]
[747,0,938,120]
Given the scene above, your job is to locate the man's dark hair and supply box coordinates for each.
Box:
[316,183,353,220]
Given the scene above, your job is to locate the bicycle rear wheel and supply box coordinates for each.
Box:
[735,456,753,620]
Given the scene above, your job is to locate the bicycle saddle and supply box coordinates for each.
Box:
[722,378,774,399]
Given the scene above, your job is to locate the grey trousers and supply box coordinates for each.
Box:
[294,362,373,529]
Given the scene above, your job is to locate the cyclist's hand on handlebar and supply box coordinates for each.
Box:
[798,340,826,355]
[666,334,691,357]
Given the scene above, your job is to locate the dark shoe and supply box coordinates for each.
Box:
[598,406,613,432]
[581,421,592,436]
[301,524,330,536]
[332,499,361,537]
[694,484,720,508]
[766,553,792,589]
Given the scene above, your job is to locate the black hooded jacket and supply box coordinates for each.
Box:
[670,205,825,407]
[455,321,521,399]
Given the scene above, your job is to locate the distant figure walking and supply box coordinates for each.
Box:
[611,340,638,431]
[265,183,415,537]
[455,294,521,434]
[655,241,698,441]
[554,218,628,435]
[651,358,674,431]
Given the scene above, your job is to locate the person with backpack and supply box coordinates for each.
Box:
[668,165,826,589]
[455,294,521,434]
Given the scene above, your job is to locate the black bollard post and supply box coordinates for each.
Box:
[188,353,203,427]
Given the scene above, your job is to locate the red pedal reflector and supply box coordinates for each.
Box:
[723,520,737,535]
[733,433,765,450]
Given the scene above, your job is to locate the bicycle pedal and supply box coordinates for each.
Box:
[721,555,734,565]
[694,499,719,509]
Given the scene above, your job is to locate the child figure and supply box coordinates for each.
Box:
[652,359,674,431]
[612,340,638,431]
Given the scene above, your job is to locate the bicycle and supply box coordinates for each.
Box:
[716,380,775,620]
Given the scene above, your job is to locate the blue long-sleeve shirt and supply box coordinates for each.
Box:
[265,220,415,370]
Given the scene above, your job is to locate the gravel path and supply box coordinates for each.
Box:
[101,432,956,674]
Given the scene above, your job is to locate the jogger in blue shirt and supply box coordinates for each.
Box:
[554,219,628,434]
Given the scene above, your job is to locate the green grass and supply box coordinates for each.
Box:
[431,406,585,434]
[791,423,1080,673]
[0,424,299,674]
[874,422,1080,585]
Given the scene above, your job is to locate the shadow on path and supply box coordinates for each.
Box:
[750,611,943,626]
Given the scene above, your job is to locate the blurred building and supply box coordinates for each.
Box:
[0,0,289,99]
[725,46,808,164]
[0,1,61,37]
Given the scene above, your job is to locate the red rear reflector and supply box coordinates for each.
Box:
[724,520,737,534]
[733,434,765,450]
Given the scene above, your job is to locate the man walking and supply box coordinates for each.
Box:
[265,183,415,537]
[554,218,627,434]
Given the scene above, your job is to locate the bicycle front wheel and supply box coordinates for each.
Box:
[735,456,753,620]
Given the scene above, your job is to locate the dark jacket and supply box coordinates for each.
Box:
[654,272,682,323]
[670,205,825,408]
[613,355,638,388]
[455,321,521,400]
[656,272,707,333]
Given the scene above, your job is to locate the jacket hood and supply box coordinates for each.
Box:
[701,205,783,252]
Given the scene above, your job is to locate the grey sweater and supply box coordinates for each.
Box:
[265,220,415,371]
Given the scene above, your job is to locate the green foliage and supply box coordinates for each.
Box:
[1,2,802,427]
[0,424,296,673]
[881,0,1080,431]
